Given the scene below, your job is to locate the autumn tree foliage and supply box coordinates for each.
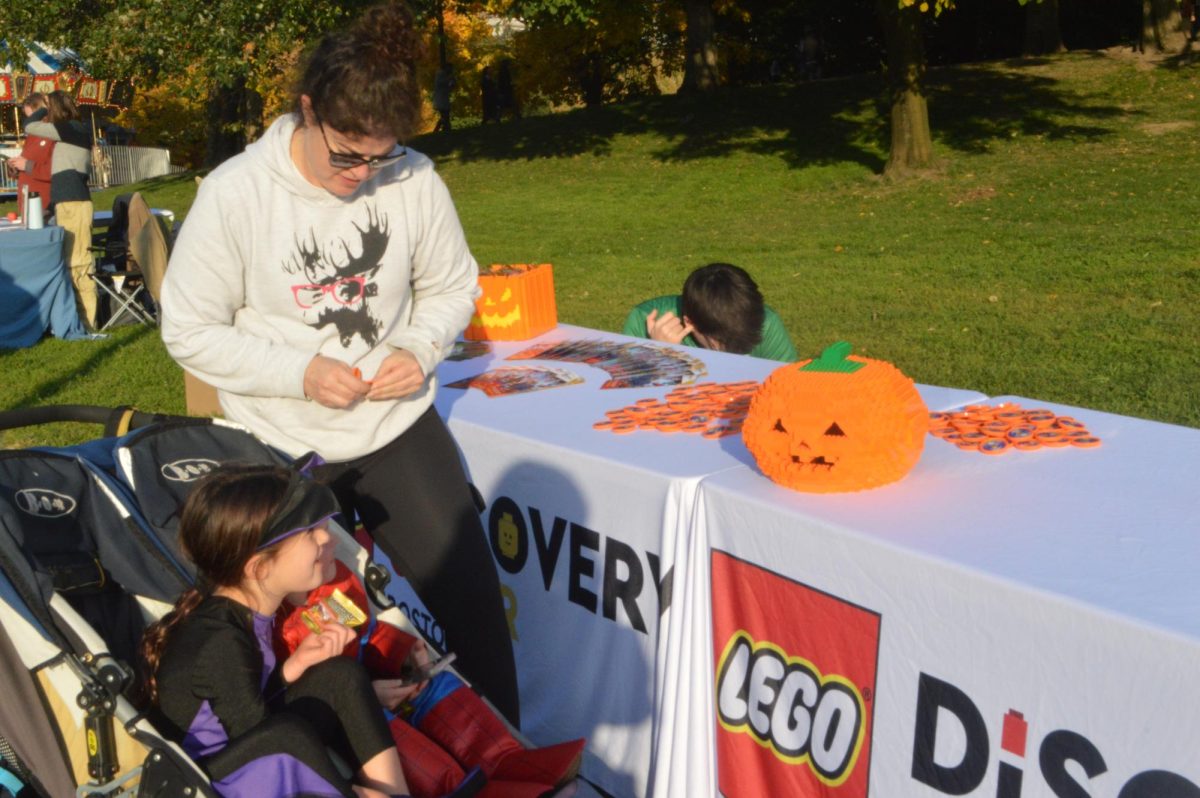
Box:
[4,0,370,165]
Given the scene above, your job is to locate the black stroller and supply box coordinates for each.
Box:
[0,412,214,797]
[0,409,594,798]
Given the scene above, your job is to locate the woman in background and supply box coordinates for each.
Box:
[26,90,95,328]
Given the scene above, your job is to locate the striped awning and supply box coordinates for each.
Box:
[0,41,85,75]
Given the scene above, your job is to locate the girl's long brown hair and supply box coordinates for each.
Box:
[45,90,79,123]
[140,465,293,703]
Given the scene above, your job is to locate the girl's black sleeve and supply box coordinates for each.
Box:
[188,618,273,740]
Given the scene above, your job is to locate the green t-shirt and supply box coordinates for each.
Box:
[621,295,798,362]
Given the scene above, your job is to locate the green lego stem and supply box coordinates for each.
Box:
[798,341,865,373]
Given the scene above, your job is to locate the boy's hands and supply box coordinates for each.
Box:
[282,620,355,683]
[644,309,694,345]
[371,641,431,710]
[372,678,425,711]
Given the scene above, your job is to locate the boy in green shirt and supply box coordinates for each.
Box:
[621,263,798,362]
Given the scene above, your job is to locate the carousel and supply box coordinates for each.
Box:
[1,42,133,193]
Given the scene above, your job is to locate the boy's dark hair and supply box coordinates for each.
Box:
[294,2,425,140]
[681,262,765,354]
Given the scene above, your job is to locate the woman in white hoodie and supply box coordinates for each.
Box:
[160,2,520,726]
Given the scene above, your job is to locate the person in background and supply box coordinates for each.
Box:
[433,63,455,133]
[480,66,499,124]
[496,61,520,121]
[6,93,55,218]
[622,262,798,362]
[26,90,95,328]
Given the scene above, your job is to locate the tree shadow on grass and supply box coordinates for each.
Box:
[924,58,1133,154]
[2,323,158,412]
[415,57,1129,173]
[415,76,889,172]
[1155,37,1200,69]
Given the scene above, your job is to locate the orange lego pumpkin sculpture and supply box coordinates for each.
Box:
[465,263,558,341]
[742,342,928,493]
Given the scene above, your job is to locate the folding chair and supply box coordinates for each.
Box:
[91,193,170,331]
[127,194,172,309]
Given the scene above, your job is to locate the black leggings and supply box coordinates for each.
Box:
[312,405,520,727]
[204,658,394,795]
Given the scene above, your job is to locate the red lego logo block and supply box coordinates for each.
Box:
[1001,710,1028,758]
[712,550,881,797]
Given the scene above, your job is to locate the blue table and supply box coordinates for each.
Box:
[0,225,87,348]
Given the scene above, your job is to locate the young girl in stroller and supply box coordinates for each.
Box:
[142,464,584,798]
[142,465,412,798]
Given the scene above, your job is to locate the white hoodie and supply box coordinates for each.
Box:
[160,115,480,461]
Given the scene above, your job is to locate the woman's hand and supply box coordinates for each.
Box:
[9,156,27,173]
[282,621,355,683]
[303,355,370,408]
[366,350,425,401]
[644,309,694,345]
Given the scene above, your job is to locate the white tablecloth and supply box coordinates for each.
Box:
[662,396,1200,797]
[424,324,986,796]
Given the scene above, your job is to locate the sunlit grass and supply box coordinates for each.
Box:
[3,50,1197,448]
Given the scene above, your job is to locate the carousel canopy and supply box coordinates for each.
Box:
[0,41,85,75]
[0,42,129,108]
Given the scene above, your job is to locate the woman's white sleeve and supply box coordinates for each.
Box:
[159,179,314,398]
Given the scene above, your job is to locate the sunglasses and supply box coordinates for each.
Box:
[314,112,407,171]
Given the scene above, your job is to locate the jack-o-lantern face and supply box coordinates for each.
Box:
[742,342,927,493]
[473,286,522,329]
[464,263,558,341]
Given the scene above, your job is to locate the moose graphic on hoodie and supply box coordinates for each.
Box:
[285,206,390,347]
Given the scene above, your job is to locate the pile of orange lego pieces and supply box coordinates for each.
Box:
[929,402,1101,455]
[593,380,759,439]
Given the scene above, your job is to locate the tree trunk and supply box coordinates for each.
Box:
[878,0,932,176]
[1140,0,1186,52]
[435,0,448,68]
[204,80,263,168]
[1024,0,1065,55]
[681,0,719,93]
[579,53,605,108]
[205,83,244,168]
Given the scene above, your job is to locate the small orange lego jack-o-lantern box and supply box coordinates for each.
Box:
[464,263,558,341]
[742,341,928,493]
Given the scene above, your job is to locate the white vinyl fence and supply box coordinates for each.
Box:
[0,144,184,196]
[90,144,186,188]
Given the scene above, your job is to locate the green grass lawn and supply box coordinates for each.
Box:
[3,50,1198,449]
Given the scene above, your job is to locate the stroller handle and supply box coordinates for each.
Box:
[0,405,187,438]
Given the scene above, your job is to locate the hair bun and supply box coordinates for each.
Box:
[351,2,425,65]
[296,1,426,140]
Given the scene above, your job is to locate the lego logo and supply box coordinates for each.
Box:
[717,630,865,785]
[160,459,220,483]
[14,488,77,518]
